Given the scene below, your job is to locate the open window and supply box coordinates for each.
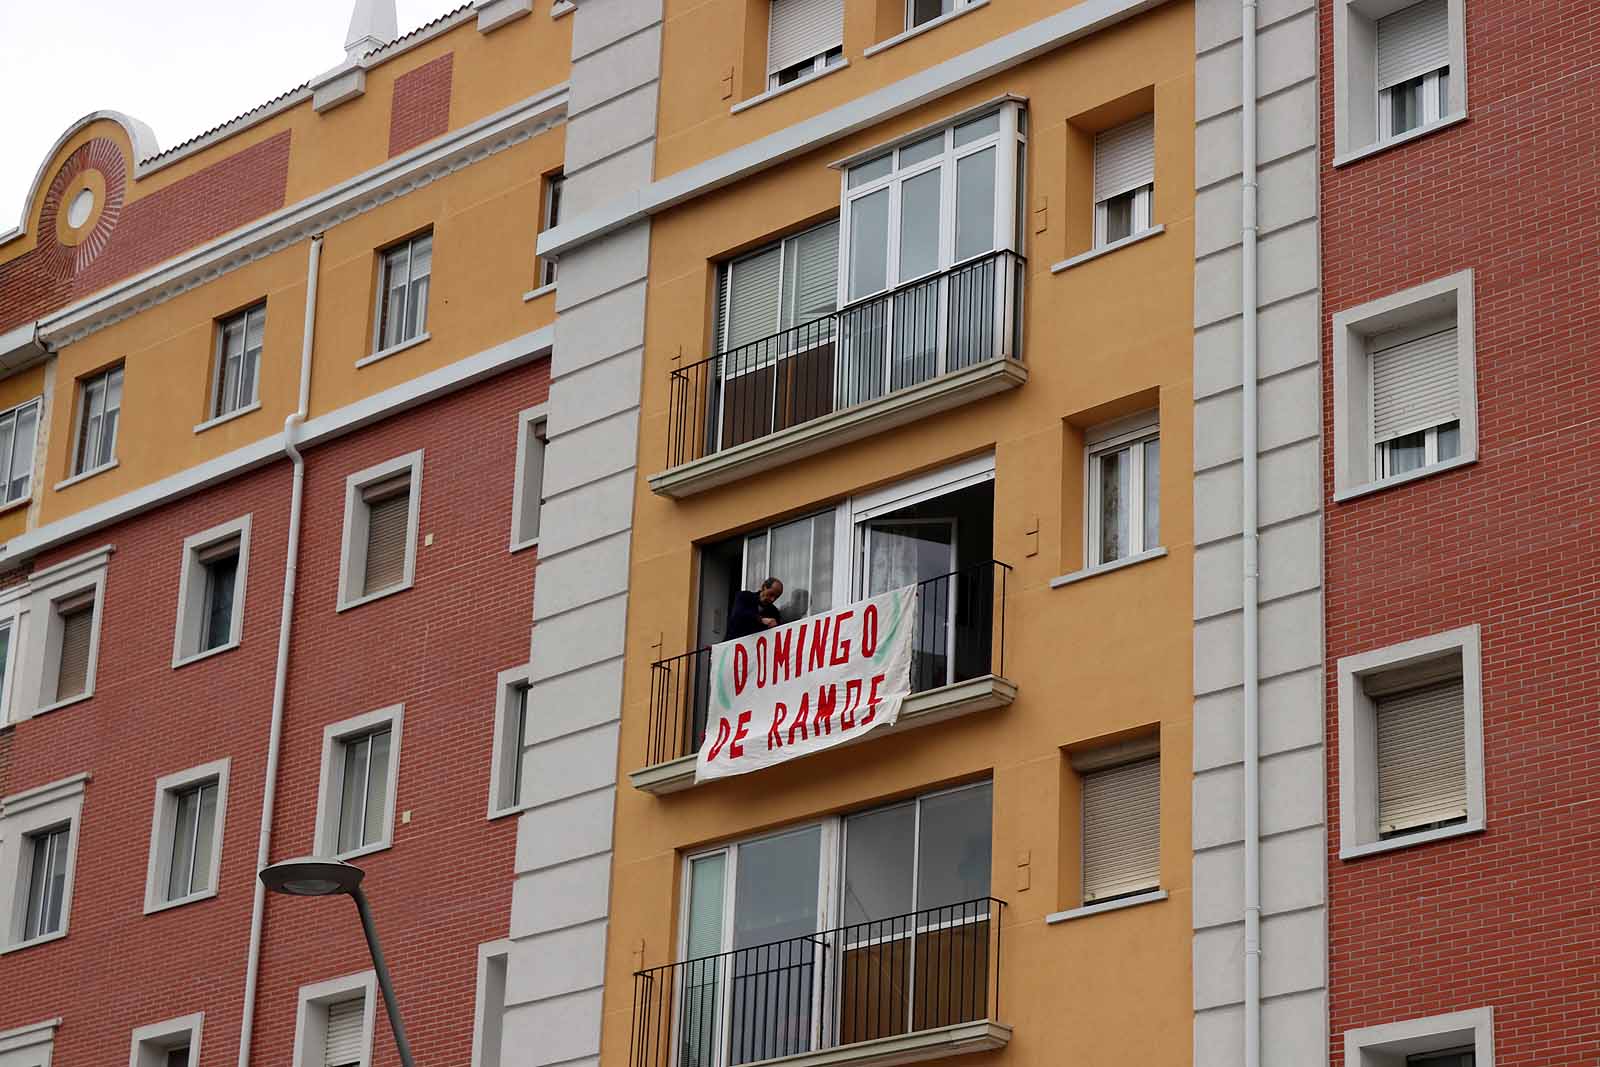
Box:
[1333,0,1466,161]
[766,0,843,89]
[1092,114,1154,248]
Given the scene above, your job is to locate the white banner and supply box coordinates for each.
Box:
[695,584,917,783]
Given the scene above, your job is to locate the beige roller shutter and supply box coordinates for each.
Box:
[362,480,412,596]
[323,997,365,1067]
[1371,326,1458,443]
[1082,755,1161,903]
[1093,114,1155,204]
[1377,677,1467,834]
[767,0,843,76]
[1377,0,1449,89]
[55,599,95,700]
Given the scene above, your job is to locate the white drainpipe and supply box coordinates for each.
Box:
[1240,0,1262,1063]
[237,232,322,1067]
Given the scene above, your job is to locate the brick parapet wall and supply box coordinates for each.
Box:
[0,357,549,1066]
[1320,1,1600,1062]
[389,53,455,158]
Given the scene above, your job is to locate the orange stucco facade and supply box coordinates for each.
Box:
[605,1,1197,1063]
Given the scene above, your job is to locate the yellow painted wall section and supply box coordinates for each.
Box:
[654,0,1178,178]
[0,365,48,544]
[609,7,1194,1067]
[34,126,562,526]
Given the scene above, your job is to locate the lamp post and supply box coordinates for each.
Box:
[260,858,417,1067]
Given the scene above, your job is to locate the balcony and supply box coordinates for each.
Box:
[630,897,1009,1067]
[632,561,1014,796]
[650,251,1027,498]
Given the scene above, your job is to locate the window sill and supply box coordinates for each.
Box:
[172,639,242,670]
[54,460,118,491]
[731,60,850,115]
[33,692,94,718]
[336,580,414,614]
[194,402,262,434]
[1046,888,1166,924]
[509,535,540,554]
[332,840,393,863]
[0,495,30,518]
[522,282,557,302]
[1050,225,1165,273]
[863,0,989,57]
[0,928,67,955]
[356,331,431,369]
[550,0,574,16]
[143,888,218,917]
[650,357,1027,498]
[631,674,1016,795]
[1333,453,1475,503]
[1050,547,1166,588]
[1333,111,1468,168]
[488,801,534,821]
[1340,819,1483,861]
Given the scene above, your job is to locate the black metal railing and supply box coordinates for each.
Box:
[667,249,1026,468]
[645,560,1010,767]
[631,897,1005,1067]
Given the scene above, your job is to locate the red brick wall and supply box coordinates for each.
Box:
[1320,1,1600,1063]
[0,357,549,1066]
[389,54,455,158]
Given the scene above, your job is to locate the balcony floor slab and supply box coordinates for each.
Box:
[742,1020,1012,1067]
[629,674,1017,795]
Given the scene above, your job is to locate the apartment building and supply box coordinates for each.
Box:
[1322,1,1600,1064]
[524,0,1321,1064]
[0,2,569,1065]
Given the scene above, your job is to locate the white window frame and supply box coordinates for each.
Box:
[538,172,563,289]
[70,364,124,479]
[471,939,513,1067]
[509,405,548,552]
[1377,67,1449,141]
[25,547,110,716]
[0,598,26,729]
[1332,270,1476,499]
[210,303,266,422]
[371,232,433,357]
[142,758,231,914]
[1084,410,1161,568]
[0,397,41,507]
[1342,1006,1494,1067]
[292,970,378,1067]
[337,450,423,611]
[1333,0,1467,162]
[768,45,844,91]
[906,0,977,32]
[1337,624,1484,859]
[0,1019,60,1067]
[314,705,405,861]
[128,1012,204,1067]
[172,514,252,667]
[1093,186,1152,249]
[0,772,87,954]
[488,667,534,819]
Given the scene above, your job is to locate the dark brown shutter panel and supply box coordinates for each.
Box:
[363,490,410,595]
[56,606,93,699]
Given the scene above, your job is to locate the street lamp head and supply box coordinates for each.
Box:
[260,857,366,897]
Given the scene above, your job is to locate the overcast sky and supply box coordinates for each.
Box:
[0,0,459,227]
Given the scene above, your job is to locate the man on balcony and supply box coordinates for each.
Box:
[727,577,784,640]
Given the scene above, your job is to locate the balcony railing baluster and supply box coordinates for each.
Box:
[630,897,1005,1067]
[666,250,1025,469]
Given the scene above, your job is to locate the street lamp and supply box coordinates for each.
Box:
[260,858,417,1067]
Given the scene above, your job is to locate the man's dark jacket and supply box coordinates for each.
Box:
[726,590,782,640]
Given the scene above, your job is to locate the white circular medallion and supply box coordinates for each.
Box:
[67,188,95,228]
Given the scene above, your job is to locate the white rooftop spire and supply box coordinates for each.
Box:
[343,0,399,60]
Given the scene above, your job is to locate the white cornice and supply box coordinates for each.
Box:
[32,84,567,351]
[537,0,1167,258]
[1,325,552,568]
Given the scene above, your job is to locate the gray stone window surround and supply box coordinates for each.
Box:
[1332,0,1468,165]
[1331,269,1476,501]
[1342,1006,1494,1066]
[1336,623,1484,859]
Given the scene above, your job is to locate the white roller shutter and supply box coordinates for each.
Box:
[1377,0,1449,89]
[1371,326,1458,442]
[784,222,839,327]
[723,246,783,352]
[767,0,843,76]
[1082,756,1161,903]
[1093,114,1155,204]
[323,998,366,1067]
[1376,678,1466,834]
